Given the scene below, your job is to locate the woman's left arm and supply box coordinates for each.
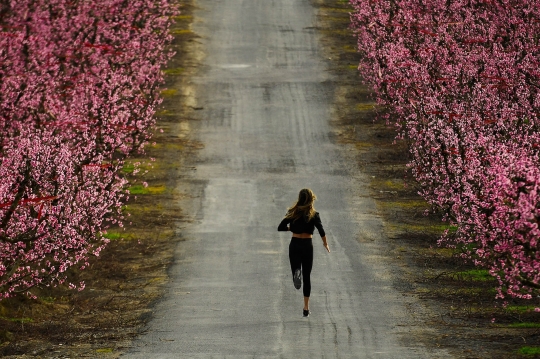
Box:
[315,213,330,253]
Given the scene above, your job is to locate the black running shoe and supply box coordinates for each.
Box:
[303,309,310,317]
[293,268,301,290]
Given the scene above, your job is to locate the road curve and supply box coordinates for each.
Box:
[124,0,453,358]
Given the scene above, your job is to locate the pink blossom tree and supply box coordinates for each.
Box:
[350,0,540,299]
[0,0,176,299]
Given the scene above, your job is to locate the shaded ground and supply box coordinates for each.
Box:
[2,0,540,358]
[314,0,540,358]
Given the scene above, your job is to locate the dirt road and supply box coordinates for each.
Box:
[123,0,454,357]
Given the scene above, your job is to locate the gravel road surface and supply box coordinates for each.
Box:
[124,0,453,358]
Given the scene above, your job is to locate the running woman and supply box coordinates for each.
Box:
[278,188,330,317]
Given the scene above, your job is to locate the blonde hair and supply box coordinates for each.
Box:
[285,188,317,222]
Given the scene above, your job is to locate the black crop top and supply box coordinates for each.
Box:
[277,212,326,237]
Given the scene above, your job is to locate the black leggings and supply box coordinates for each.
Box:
[289,237,314,297]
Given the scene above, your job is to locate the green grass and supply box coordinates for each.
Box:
[102,231,124,240]
[382,180,404,190]
[101,230,137,241]
[122,159,158,174]
[161,89,178,97]
[355,141,373,150]
[356,102,377,111]
[507,322,540,328]
[156,110,173,116]
[122,163,135,174]
[155,110,179,117]
[128,185,166,195]
[150,142,185,151]
[436,224,457,233]
[96,348,114,353]
[505,305,538,314]
[171,15,193,21]
[170,29,192,35]
[370,178,406,191]
[454,269,493,281]
[163,67,184,76]
[519,346,540,355]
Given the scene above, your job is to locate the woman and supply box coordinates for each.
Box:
[278,188,330,317]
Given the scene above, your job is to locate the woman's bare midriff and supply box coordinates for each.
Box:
[292,233,313,239]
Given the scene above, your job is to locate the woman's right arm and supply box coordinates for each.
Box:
[277,218,290,231]
[321,236,330,253]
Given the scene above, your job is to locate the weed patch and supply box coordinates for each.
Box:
[454,269,494,282]
[519,346,540,355]
[128,185,166,195]
[507,323,540,328]
[96,348,114,353]
[170,28,192,35]
[102,231,126,240]
[164,67,184,75]
[161,89,178,97]
[172,15,193,21]
[505,305,537,314]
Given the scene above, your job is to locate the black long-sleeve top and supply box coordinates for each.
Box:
[277,212,326,237]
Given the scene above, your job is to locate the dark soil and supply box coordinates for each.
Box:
[314,0,540,358]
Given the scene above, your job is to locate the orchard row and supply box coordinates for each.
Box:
[351,0,540,300]
[0,0,176,299]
